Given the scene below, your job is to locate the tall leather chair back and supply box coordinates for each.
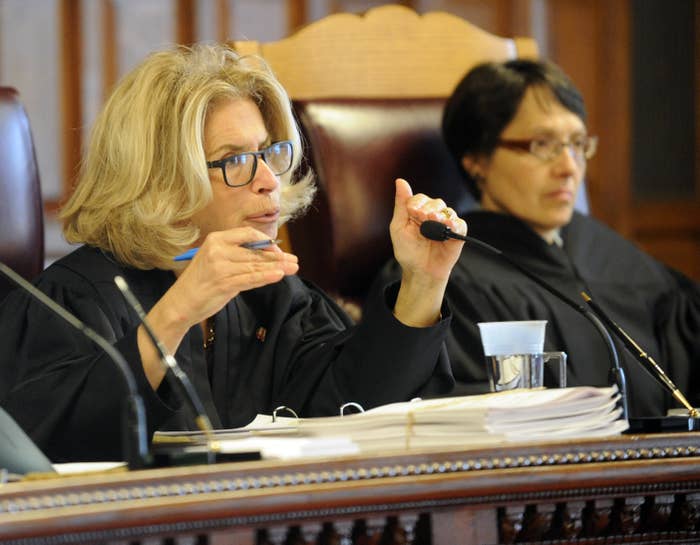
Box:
[0,87,44,300]
[234,5,538,306]
[291,98,474,300]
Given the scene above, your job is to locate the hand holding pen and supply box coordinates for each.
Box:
[136,229,298,387]
[148,228,298,347]
[174,239,283,261]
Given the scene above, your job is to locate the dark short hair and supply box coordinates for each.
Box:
[442,59,587,199]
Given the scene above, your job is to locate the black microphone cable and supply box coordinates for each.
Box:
[581,292,698,418]
[420,220,630,420]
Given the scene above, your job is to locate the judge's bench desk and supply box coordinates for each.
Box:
[2,432,700,545]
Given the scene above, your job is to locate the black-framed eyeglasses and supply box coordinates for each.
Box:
[497,135,598,163]
[206,140,294,187]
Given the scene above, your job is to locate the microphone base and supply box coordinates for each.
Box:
[150,445,262,467]
[626,415,700,434]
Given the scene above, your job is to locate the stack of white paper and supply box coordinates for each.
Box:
[155,386,627,458]
[285,386,627,450]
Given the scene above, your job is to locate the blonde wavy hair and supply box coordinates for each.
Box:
[61,43,315,270]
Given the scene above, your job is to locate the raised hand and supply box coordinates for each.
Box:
[390,178,466,327]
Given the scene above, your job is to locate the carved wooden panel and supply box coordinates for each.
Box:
[2,433,700,545]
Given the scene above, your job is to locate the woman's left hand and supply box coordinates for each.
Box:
[390,178,466,327]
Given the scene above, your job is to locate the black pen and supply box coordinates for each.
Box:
[173,239,282,261]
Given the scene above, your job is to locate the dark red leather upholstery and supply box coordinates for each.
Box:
[289,98,474,303]
[0,87,44,300]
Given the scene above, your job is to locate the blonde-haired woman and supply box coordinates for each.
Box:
[0,44,465,462]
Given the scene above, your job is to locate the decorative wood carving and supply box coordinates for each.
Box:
[2,433,700,544]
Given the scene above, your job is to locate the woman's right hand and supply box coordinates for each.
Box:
[138,227,298,388]
[168,227,298,326]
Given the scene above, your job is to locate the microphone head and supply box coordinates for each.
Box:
[420,220,450,241]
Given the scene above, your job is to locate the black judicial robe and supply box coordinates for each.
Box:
[375,211,700,417]
[0,245,454,462]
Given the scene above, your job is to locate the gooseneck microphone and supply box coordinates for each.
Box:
[114,276,219,452]
[0,262,150,469]
[581,292,699,418]
[420,220,630,419]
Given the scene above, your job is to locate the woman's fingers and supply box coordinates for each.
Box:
[171,228,299,323]
[403,193,466,237]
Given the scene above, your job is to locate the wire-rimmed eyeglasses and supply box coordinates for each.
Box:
[206,140,294,187]
[497,135,598,163]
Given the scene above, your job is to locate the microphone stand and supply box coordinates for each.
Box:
[0,262,150,469]
[582,292,699,423]
[114,276,222,462]
[421,220,700,429]
[419,221,629,419]
[465,236,630,420]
